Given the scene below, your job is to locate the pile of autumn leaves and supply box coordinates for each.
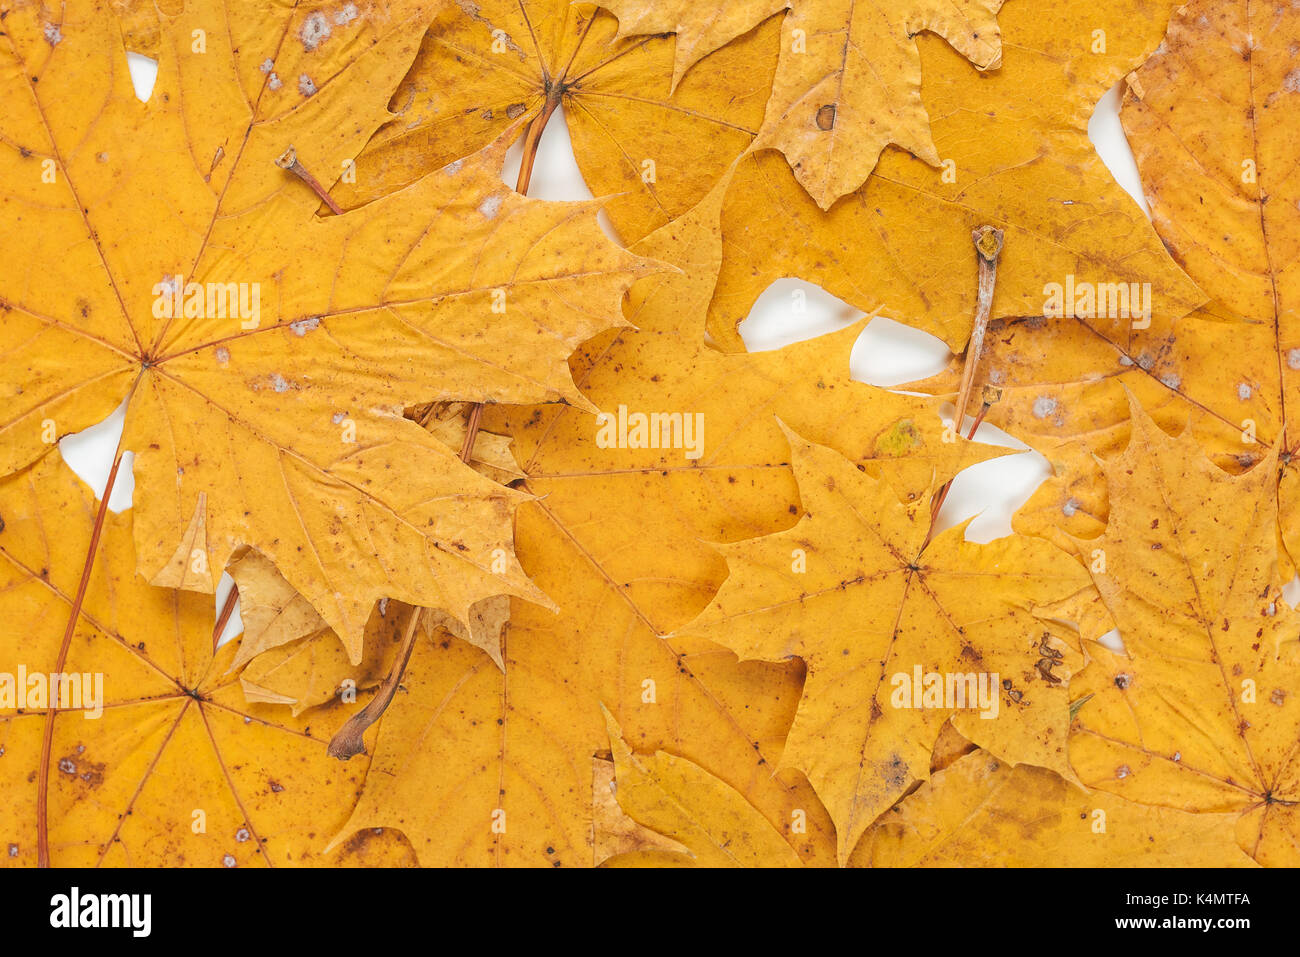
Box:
[0,0,1296,867]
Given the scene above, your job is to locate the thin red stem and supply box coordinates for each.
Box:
[212,584,240,651]
[925,401,993,544]
[37,443,127,867]
[275,146,344,215]
[327,607,422,759]
[514,93,561,196]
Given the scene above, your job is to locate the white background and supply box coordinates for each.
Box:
[60,57,1156,646]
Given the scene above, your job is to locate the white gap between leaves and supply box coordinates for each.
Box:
[500,103,621,243]
[732,78,1153,548]
[738,281,1054,545]
[126,52,158,102]
[1089,80,1151,217]
[59,400,135,513]
[53,57,1222,654]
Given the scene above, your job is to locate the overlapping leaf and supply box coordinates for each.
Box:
[598,714,1252,866]
[906,305,1266,554]
[336,0,781,244]
[1068,399,1300,866]
[854,747,1254,866]
[680,428,1094,860]
[0,451,411,866]
[324,175,1000,866]
[598,705,801,867]
[604,0,1005,209]
[701,0,1201,354]
[4,0,1290,873]
[0,0,660,657]
[907,0,1300,562]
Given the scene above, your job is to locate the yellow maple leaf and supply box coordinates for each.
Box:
[1122,0,1297,335]
[701,0,1201,353]
[1120,0,1300,564]
[855,748,1255,866]
[1067,397,1300,866]
[0,450,412,866]
[323,172,1000,866]
[336,0,780,245]
[679,426,1094,862]
[0,0,658,656]
[603,0,1004,208]
[599,716,1249,867]
[904,0,1300,565]
[599,705,801,867]
[903,305,1264,554]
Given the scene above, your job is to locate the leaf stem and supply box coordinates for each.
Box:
[212,584,240,652]
[327,607,422,759]
[275,146,344,215]
[925,393,995,547]
[922,226,1004,550]
[950,226,1004,432]
[514,91,562,196]
[37,442,127,867]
